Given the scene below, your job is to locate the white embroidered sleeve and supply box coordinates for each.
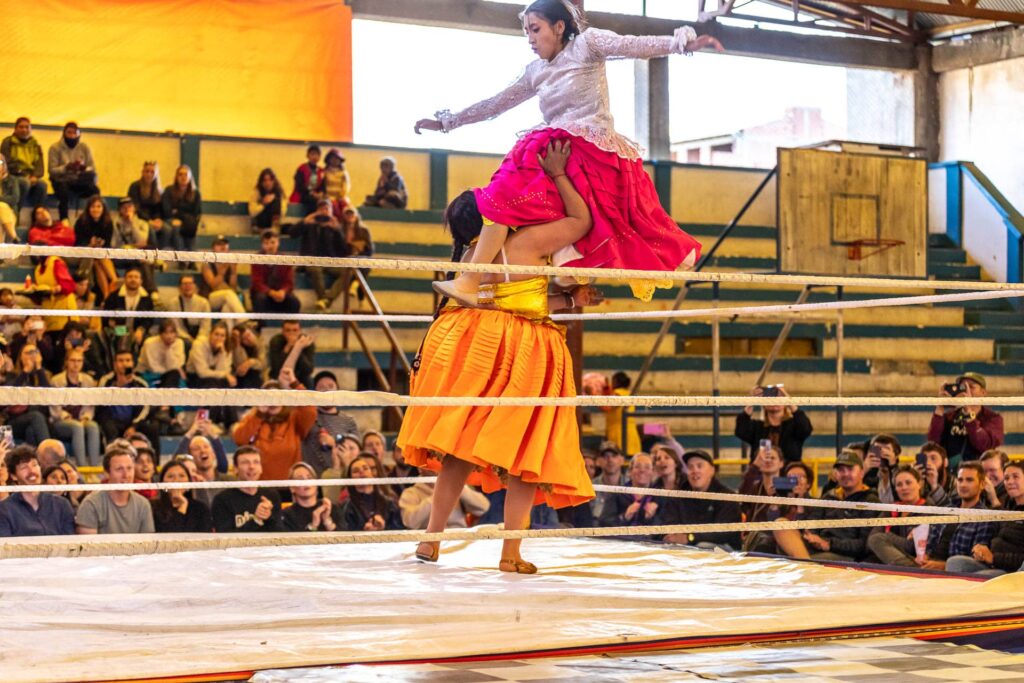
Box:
[584,26,698,61]
[435,70,536,132]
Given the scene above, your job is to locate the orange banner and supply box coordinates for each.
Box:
[1,0,352,141]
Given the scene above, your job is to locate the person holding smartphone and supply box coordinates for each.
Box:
[735,384,812,463]
[738,441,784,524]
[864,434,901,503]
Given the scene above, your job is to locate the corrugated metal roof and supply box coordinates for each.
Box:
[914,0,1024,27]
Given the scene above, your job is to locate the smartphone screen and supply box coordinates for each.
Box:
[0,425,13,448]
[197,409,209,422]
[772,476,798,492]
[916,452,928,468]
[759,438,773,453]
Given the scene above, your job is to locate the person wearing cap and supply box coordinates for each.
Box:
[662,450,742,551]
[282,461,344,531]
[249,168,286,232]
[47,122,99,221]
[929,373,1003,470]
[299,370,359,477]
[773,449,882,563]
[320,148,351,216]
[590,443,626,520]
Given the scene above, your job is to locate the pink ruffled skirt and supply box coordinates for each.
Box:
[473,128,701,300]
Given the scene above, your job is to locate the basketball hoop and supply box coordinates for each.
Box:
[840,238,905,261]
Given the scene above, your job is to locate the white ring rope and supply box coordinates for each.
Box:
[8,289,1022,324]
[7,243,1024,293]
[0,386,1020,408]
[1,477,1011,520]
[1,513,1020,560]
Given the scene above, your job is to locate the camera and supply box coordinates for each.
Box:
[943,382,964,397]
[314,214,331,223]
[761,384,782,398]
[772,476,799,492]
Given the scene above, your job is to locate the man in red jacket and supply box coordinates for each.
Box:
[928,372,1004,470]
[250,230,300,317]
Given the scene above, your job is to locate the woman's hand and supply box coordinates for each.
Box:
[685,35,724,53]
[537,140,571,178]
[571,285,604,308]
[414,118,443,134]
[624,500,641,521]
[972,544,994,564]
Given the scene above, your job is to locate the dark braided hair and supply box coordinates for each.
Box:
[521,0,586,44]
[434,190,484,317]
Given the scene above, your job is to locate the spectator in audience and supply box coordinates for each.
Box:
[946,461,1024,576]
[866,465,929,566]
[27,206,74,246]
[36,439,67,473]
[4,341,52,446]
[929,373,1004,469]
[9,315,55,373]
[738,443,783,523]
[362,430,388,465]
[663,450,742,551]
[915,441,954,507]
[137,320,186,389]
[739,460,816,554]
[127,161,164,241]
[177,434,233,509]
[282,461,344,531]
[58,458,86,509]
[268,321,315,390]
[1,117,47,209]
[48,122,100,221]
[292,199,349,312]
[863,433,901,502]
[339,454,403,531]
[736,384,812,463]
[211,446,282,532]
[388,446,417,498]
[200,236,246,320]
[229,321,265,389]
[320,149,351,216]
[26,249,77,334]
[783,449,883,562]
[250,230,300,317]
[96,349,156,445]
[603,371,639,456]
[74,195,117,298]
[399,469,489,530]
[979,448,1009,509]
[42,464,76,509]
[249,168,286,232]
[162,164,201,252]
[913,462,999,571]
[49,348,101,466]
[151,460,212,533]
[590,443,625,521]
[133,446,158,500]
[169,275,211,343]
[290,144,325,216]
[599,453,661,532]
[0,287,23,342]
[0,450,7,504]
[72,273,102,333]
[363,156,407,209]
[0,446,76,536]
[340,206,375,306]
[103,266,155,353]
[320,433,359,505]
[187,322,236,426]
[300,370,358,475]
[50,320,97,375]
[0,155,21,241]
[111,197,154,291]
[76,448,155,534]
[651,440,685,490]
[232,369,317,482]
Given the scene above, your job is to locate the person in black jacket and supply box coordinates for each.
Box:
[288,199,350,311]
[211,446,281,532]
[599,453,661,534]
[162,165,202,252]
[102,267,155,354]
[151,460,212,533]
[283,462,344,531]
[662,450,742,550]
[735,384,812,463]
[944,461,1024,576]
[338,454,404,532]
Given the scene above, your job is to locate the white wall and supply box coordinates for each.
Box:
[940,58,1024,212]
[928,167,947,236]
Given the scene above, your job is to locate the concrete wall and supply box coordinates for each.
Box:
[940,57,1024,211]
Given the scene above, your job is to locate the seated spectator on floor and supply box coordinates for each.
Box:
[229,321,266,389]
[4,341,51,446]
[232,368,317,482]
[980,448,1009,509]
[26,249,77,335]
[137,320,187,389]
[49,348,101,466]
[363,156,407,209]
[103,266,155,353]
[651,439,686,491]
[0,445,76,536]
[773,449,881,562]
[399,469,490,530]
[111,197,154,291]
[76,448,155,534]
[283,462,344,532]
[912,462,998,571]
[863,433,901,503]
[186,322,236,426]
[170,275,211,344]
[290,199,349,312]
[162,165,201,252]
[339,454,404,531]
[211,446,282,532]
[599,453,661,532]
[741,460,815,554]
[249,168,286,232]
[663,450,742,551]
[320,149,351,216]
[866,466,930,566]
[929,373,1003,470]
[0,155,21,241]
[48,122,99,221]
[268,321,315,390]
[134,446,158,500]
[250,230,300,317]
[300,370,358,476]
[127,161,164,242]
[151,459,212,533]
[27,206,74,246]
[915,441,954,507]
[735,384,812,463]
[590,443,626,521]
[97,349,157,446]
[200,236,246,320]
[1,117,47,210]
[290,144,324,216]
[946,461,1024,576]
[738,442,783,523]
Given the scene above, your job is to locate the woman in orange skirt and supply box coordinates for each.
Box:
[397,141,597,573]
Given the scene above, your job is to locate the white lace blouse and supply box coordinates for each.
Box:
[436,26,696,159]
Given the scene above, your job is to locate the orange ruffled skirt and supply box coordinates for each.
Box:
[396,307,595,509]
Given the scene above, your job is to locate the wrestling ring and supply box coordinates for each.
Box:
[4,244,1024,683]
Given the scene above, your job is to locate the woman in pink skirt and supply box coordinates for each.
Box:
[416,0,722,302]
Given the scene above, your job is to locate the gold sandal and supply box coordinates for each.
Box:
[415,541,439,563]
[498,558,537,574]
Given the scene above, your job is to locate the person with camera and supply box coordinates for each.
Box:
[863,433,901,503]
[289,199,350,312]
[738,441,785,524]
[735,383,812,463]
[929,373,1004,471]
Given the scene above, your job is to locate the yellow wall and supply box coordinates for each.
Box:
[81,134,181,199]
[671,167,776,226]
[447,154,504,199]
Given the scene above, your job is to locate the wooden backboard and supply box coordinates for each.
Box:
[777,148,927,277]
